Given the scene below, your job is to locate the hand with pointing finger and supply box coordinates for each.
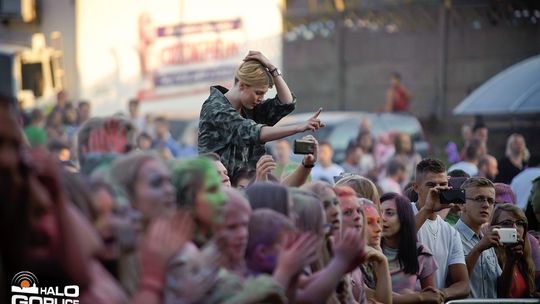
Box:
[296,108,325,133]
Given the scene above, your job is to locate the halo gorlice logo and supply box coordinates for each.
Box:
[11,271,80,304]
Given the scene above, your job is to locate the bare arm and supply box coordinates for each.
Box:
[282,135,318,187]
[365,247,392,304]
[281,164,312,187]
[372,261,392,303]
[259,109,324,143]
[295,228,365,303]
[419,273,436,290]
[441,264,470,300]
[294,258,349,303]
[466,230,500,276]
[260,124,302,143]
[271,71,293,103]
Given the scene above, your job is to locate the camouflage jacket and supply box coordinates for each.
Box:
[198,85,296,177]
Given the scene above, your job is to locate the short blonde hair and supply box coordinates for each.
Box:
[235,60,273,88]
[461,177,494,192]
[336,175,381,211]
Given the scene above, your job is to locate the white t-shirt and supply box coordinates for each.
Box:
[311,164,344,185]
[411,203,466,289]
[511,167,540,209]
[448,161,478,177]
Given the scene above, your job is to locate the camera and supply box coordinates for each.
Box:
[439,188,466,204]
[493,228,518,244]
[293,139,315,155]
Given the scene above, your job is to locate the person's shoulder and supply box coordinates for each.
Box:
[511,170,530,184]
[201,92,233,116]
[332,164,345,171]
[203,86,229,105]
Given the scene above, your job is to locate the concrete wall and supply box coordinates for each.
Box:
[284,5,540,119]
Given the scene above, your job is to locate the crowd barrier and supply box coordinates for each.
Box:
[446,299,540,304]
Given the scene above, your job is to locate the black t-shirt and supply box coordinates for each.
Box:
[496,156,526,184]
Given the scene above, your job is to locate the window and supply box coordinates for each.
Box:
[21,62,44,97]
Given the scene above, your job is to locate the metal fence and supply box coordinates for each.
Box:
[446,299,540,304]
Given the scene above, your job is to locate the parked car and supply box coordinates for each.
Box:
[269,111,430,164]
[167,111,430,165]
[159,111,199,149]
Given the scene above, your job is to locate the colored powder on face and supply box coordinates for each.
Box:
[364,204,380,224]
[203,166,226,209]
[171,157,227,226]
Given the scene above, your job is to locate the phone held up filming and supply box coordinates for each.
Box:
[493,228,518,244]
[293,139,315,155]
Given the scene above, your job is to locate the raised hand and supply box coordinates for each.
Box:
[333,228,367,272]
[301,135,319,167]
[297,108,325,133]
[243,50,273,69]
[364,246,386,265]
[477,228,501,252]
[256,155,277,182]
[424,186,453,213]
[276,232,320,275]
[139,211,194,281]
[85,118,128,154]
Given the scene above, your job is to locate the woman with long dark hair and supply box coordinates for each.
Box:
[380,192,441,303]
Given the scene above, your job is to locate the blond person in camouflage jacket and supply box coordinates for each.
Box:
[198,50,324,177]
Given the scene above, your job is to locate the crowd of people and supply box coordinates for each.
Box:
[1,50,540,304]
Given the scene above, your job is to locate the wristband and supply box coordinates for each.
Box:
[302,160,315,168]
[269,67,281,77]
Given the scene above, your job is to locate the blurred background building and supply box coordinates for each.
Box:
[283,0,540,119]
[0,0,284,116]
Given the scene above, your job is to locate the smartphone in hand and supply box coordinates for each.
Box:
[293,139,315,155]
[493,228,518,244]
[439,188,466,204]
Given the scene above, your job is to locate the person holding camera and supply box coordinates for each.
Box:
[454,177,501,298]
[412,159,470,302]
[198,51,324,178]
[489,204,538,298]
